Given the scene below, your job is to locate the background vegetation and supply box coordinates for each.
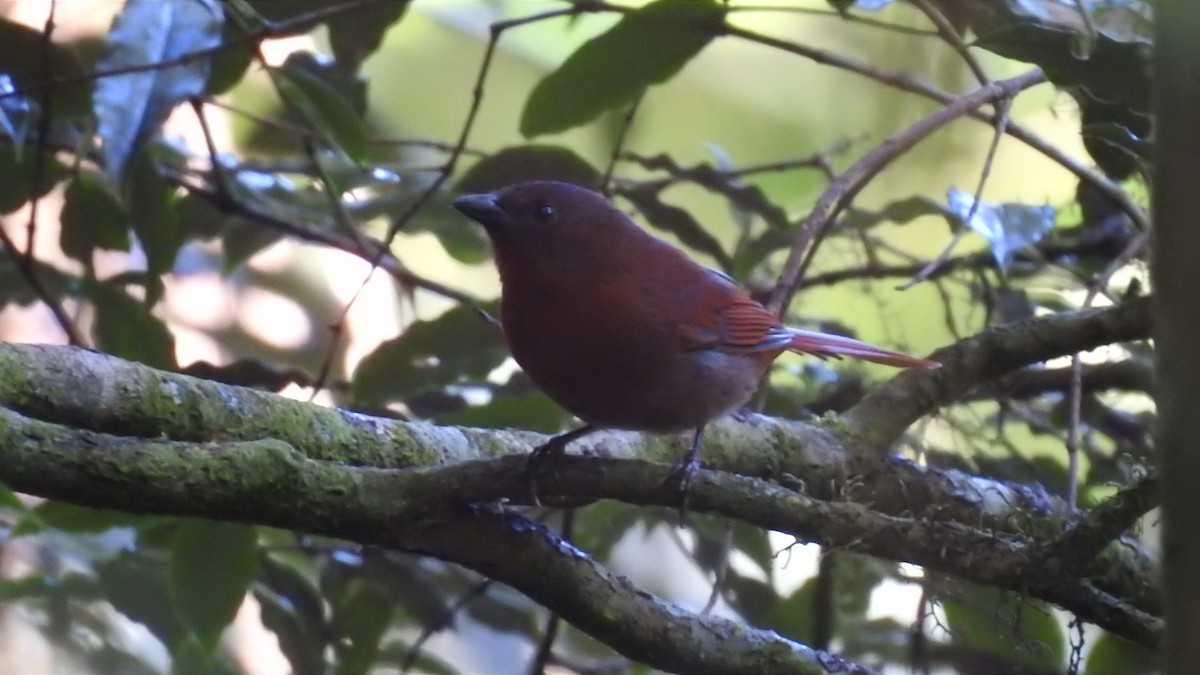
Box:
[0,0,1165,673]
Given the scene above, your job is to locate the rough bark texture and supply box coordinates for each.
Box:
[0,297,1159,670]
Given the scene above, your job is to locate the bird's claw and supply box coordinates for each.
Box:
[662,454,700,523]
[525,440,563,507]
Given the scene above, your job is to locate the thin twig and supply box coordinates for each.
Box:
[0,0,389,103]
[0,227,84,345]
[898,96,1012,291]
[766,69,1046,316]
[721,24,1148,231]
[601,94,644,196]
[1064,228,1150,511]
[24,0,57,266]
[400,579,494,673]
[528,509,574,675]
[910,0,989,85]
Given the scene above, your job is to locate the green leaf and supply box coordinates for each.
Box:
[0,254,73,308]
[327,0,411,71]
[352,302,505,406]
[205,20,256,96]
[15,500,153,536]
[465,584,539,637]
[942,586,1065,673]
[620,186,732,270]
[60,170,130,262]
[173,633,237,675]
[127,152,185,275]
[520,0,725,137]
[0,144,69,214]
[99,551,188,649]
[94,0,223,184]
[440,392,568,434]
[1082,632,1156,675]
[456,145,602,193]
[0,573,102,601]
[90,281,177,370]
[271,57,368,163]
[256,555,328,674]
[769,578,817,643]
[170,520,260,650]
[330,579,393,675]
[0,484,25,511]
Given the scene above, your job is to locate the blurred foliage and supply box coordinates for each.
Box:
[0,0,1156,673]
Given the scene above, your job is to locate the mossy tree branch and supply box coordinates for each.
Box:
[0,297,1159,662]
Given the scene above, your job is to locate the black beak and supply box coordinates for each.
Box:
[452,193,510,230]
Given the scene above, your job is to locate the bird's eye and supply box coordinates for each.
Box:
[533,204,556,223]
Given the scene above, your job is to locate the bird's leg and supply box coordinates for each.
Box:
[663,426,705,506]
[527,424,597,506]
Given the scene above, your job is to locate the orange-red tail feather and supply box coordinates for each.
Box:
[786,328,940,369]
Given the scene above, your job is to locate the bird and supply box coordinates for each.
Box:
[451,181,939,500]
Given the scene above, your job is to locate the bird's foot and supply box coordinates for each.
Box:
[525,440,564,507]
[662,454,701,524]
[524,425,599,507]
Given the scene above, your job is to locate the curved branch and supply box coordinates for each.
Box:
[843,296,1152,451]
[0,303,1161,649]
[0,406,871,675]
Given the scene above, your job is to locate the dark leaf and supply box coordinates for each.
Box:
[620,186,732,270]
[352,302,505,406]
[127,152,185,275]
[173,633,238,675]
[456,145,602,193]
[280,51,367,116]
[170,520,260,650]
[723,575,779,626]
[222,219,285,274]
[94,0,223,184]
[769,578,817,644]
[15,500,154,536]
[60,170,130,262]
[941,584,1065,673]
[205,17,256,95]
[181,359,315,391]
[465,584,539,637]
[330,579,393,675]
[0,19,95,117]
[327,0,411,71]
[256,555,329,674]
[89,281,177,370]
[410,205,492,264]
[98,551,188,648]
[174,191,228,240]
[0,573,102,602]
[0,144,69,214]
[572,501,646,561]
[271,55,368,163]
[0,256,72,308]
[1082,632,1157,675]
[520,0,725,137]
[440,392,568,434]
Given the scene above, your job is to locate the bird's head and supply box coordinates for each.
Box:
[452,181,639,265]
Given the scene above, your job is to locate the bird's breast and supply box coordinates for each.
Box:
[499,280,766,432]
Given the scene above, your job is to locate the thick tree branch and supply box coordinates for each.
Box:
[0,297,1162,650]
[0,406,870,675]
[843,296,1152,451]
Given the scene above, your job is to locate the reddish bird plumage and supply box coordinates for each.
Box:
[452,181,938,496]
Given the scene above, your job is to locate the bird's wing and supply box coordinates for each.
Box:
[673,270,792,354]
